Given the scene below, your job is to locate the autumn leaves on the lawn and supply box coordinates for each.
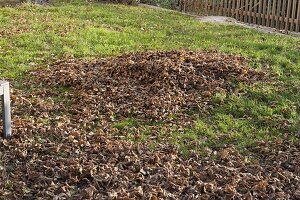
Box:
[31,50,264,121]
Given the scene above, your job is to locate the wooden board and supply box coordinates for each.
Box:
[285,0,292,32]
[297,0,300,32]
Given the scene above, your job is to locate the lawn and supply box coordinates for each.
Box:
[0,1,300,198]
[1,1,299,149]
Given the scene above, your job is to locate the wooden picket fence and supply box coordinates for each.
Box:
[180,0,300,33]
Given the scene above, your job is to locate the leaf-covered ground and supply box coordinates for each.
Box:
[1,131,300,199]
[0,2,300,199]
[1,51,299,199]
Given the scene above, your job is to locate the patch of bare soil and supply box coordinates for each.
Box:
[1,50,299,199]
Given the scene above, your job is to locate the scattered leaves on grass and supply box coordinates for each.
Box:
[1,50,298,199]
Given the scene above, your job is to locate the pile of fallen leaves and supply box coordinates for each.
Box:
[2,50,299,199]
[30,50,264,120]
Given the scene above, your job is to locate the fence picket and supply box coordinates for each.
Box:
[290,0,297,31]
[227,0,231,16]
[240,0,244,21]
[249,0,253,23]
[224,0,227,15]
[216,0,219,15]
[271,0,277,28]
[297,0,300,32]
[231,0,235,17]
[276,0,281,30]
[262,0,267,26]
[266,0,271,27]
[244,0,249,22]
[252,0,257,24]
[285,0,292,32]
[257,0,262,25]
[236,0,240,19]
[219,0,223,15]
[280,0,287,30]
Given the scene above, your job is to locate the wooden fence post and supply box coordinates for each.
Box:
[1,81,12,139]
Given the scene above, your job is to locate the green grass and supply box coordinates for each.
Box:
[114,117,137,129]
[1,1,300,153]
